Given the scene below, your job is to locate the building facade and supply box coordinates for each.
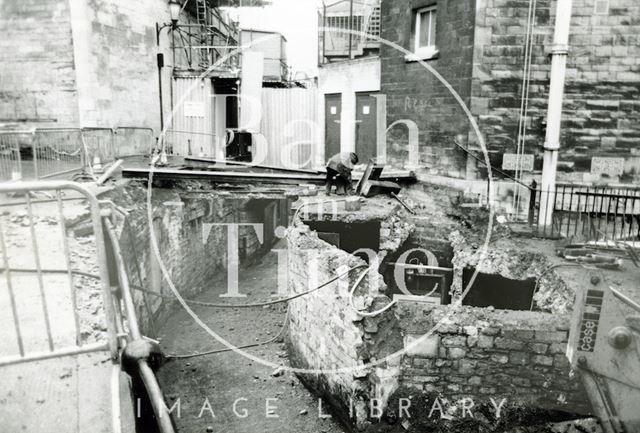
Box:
[0,0,239,144]
[318,0,383,163]
[380,0,640,183]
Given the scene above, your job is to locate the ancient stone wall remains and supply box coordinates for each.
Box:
[286,224,404,430]
[395,303,590,415]
[105,184,274,335]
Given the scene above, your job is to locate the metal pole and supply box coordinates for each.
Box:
[322,4,327,64]
[538,0,573,229]
[156,24,165,132]
[348,0,354,59]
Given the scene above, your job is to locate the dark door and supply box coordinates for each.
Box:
[355,92,378,162]
[325,94,341,160]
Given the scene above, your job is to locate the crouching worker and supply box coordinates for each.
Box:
[326,152,358,195]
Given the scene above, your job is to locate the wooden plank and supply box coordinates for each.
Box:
[122,167,327,185]
[184,156,323,174]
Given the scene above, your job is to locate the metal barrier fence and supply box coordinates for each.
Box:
[0,127,156,181]
[0,180,174,433]
[530,183,640,241]
[0,181,117,365]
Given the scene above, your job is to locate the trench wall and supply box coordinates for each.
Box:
[396,303,590,415]
[286,223,407,430]
[286,206,591,429]
[105,184,282,336]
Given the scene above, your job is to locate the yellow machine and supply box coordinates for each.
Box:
[567,270,640,433]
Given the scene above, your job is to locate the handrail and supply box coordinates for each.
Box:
[103,218,175,433]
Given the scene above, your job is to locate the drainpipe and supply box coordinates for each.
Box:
[348,0,354,59]
[538,0,573,229]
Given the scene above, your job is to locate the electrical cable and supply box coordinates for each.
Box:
[513,0,537,213]
[452,138,532,189]
[2,264,368,309]
[165,306,291,360]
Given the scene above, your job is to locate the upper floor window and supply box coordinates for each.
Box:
[412,5,438,60]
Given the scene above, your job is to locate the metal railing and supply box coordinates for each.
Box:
[0,181,117,365]
[0,127,155,182]
[529,182,640,241]
[0,180,174,433]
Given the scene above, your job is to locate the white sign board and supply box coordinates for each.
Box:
[502,153,535,171]
[184,101,205,118]
[591,157,625,177]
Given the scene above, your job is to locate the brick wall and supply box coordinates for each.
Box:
[471,0,640,183]
[395,303,590,415]
[380,0,476,177]
[0,0,79,127]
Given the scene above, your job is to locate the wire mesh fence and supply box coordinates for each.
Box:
[0,127,155,182]
[33,129,84,179]
[0,131,28,181]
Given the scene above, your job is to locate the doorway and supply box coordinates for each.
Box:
[324,93,341,161]
[355,92,378,162]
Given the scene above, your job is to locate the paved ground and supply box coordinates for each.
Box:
[156,245,346,433]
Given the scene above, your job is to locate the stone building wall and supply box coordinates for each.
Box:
[0,0,186,133]
[395,303,590,415]
[72,0,179,131]
[380,0,640,182]
[380,0,477,177]
[471,0,640,183]
[0,0,79,127]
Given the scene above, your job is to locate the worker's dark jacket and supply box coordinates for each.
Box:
[326,152,355,180]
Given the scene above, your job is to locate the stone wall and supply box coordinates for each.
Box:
[379,0,640,182]
[471,0,640,183]
[380,0,476,177]
[395,302,590,415]
[105,183,279,336]
[70,0,180,132]
[0,0,79,127]
[286,223,405,430]
[0,0,186,132]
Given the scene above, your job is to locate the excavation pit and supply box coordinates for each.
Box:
[90,179,600,433]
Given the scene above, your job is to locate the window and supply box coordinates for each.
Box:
[410,5,438,60]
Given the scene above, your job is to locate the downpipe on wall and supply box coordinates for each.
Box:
[538,0,574,229]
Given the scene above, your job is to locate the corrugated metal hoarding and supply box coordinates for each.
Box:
[168,77,219,157]
[259,88,319,169]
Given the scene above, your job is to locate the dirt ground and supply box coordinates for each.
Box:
[156,245,346,433]
[0,192,119,433]
[0,194,107,356]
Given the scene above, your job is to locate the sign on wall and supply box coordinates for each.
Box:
[591,157,625,177]
[184,101,205,118]
[502,154,535,171]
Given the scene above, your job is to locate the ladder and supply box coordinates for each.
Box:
[196,0,211,69]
